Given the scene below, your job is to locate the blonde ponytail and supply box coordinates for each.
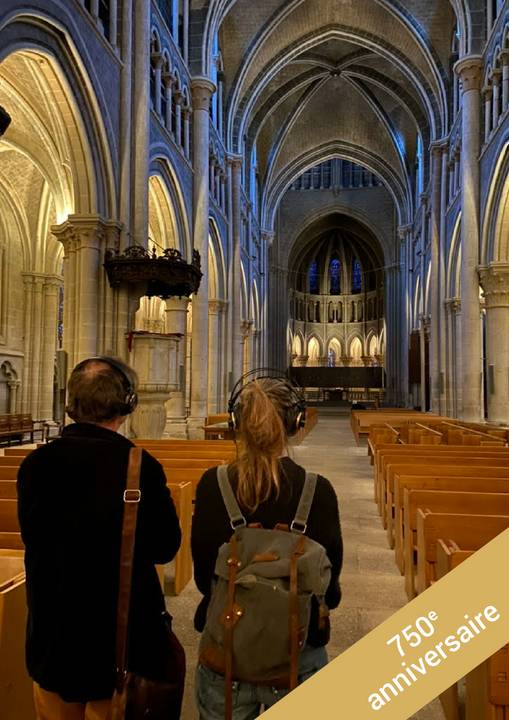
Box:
[233,378,290,512]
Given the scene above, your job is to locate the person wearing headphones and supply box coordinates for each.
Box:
[17,357,181,719]
[191,373,343,719]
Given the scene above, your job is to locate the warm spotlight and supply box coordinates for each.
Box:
[0,106,12,136]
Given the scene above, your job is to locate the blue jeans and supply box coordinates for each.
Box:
[195,646,328,720]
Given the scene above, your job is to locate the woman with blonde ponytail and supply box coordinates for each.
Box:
[191,376,343,720]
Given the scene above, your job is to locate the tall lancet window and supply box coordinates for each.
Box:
[352,259,362,294]
[309,260,319,294]
[329,258,341,295]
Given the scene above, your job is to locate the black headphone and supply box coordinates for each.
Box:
[72,356,138,416]
[228,368,307,436]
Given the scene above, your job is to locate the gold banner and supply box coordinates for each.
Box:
[262,528,509,719]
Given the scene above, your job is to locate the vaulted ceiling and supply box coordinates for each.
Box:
[209,0,458,226]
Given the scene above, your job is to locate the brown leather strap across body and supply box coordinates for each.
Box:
[111,447,186,720]
[115,446,143,693]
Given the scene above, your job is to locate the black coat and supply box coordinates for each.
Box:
[17,423,181,702]
[191,457,342,646]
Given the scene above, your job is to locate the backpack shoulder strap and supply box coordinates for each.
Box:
[217,464,247,531]
[291,472,318,534]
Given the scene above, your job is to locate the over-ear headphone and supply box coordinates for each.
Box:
[228,368,307,437]
[72,356,138,416]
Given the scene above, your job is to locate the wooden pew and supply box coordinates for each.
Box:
[403,490,509,598]
[375,446,509,513]
[384,460,509,542]
[435,541,508,720]
[415,511,509,594]
[393,471,509,571]
[0,558,35,719]
[166,481,193,595]
[0,481,17,499]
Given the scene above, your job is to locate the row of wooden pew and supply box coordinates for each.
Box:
[352,408,509,446]
[368,427,509,720]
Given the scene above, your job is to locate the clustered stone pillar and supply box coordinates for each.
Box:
[164,297,189,438]
[454,55,483,421]
[429,142,446,414]
[207,299,223,414]
[52,215,109,369]
[229,154,244,383]
[188,76,215,439]
[480,264,509,423]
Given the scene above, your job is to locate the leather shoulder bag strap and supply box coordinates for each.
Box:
[115,446,143,685]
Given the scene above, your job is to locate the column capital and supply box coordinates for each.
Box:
[500,50,509,66]
[191,76,216,110]
[241,319,254,337]
[445,297,461,314]
[454,55,483,92]
[480,263,509,308]
[51,214,109,254]
[492,68,502,83]
[165,296,190,313]
[482,84,493,99]
[208,298,227,315]
[430,138,449,154]
[227,153,243,169]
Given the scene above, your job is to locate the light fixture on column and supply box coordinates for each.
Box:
[0,106,11,136]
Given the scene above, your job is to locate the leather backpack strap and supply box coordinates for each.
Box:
[291,472,317,534]
[289,534,306,690]
[115,446,143,686]
[223,534,240,720]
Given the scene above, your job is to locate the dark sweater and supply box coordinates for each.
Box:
[191,457,342,646]
[16,423,181,702]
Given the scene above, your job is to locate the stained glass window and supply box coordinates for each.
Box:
[352,260,362,293]
[330,258,341,294]
[309,260,319,294]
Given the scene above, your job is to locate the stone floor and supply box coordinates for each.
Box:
[167,411,445,719]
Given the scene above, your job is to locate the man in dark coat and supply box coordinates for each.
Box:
[17,357,181,719]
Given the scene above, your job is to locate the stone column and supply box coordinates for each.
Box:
[483,85,493,144]
[439,142,449,414]
[175,91,183,148]
[188,77,215,439]
[132,0,151,245]
[183,106,191,159]
[40,277,61,420]
[502,51,509,112]
[429,143,443,414]
[452,298,462,417]
[492,69,502,128]
[455,55,483,421]
[398,225,412,406]
[229,154,244,382]
[207,299,222,414]
[419,316,428,411]
[163,73,174,131]
[241,320,253,374]
[52,215,107,369]
[480,264,509,423]
[164,297,189,438]
[153,53,163,116]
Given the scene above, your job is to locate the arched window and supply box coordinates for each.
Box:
[329,258,341,294]
[352,259,362,294]
[150,32,161,110]
[309,260,319,294]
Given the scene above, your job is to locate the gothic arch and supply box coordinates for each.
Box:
[481,137,509,265]
[149,154,192,259]
[0,13,117,218]
[447,214,462,298]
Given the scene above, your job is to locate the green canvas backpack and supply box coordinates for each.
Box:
[199,465,332,717]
